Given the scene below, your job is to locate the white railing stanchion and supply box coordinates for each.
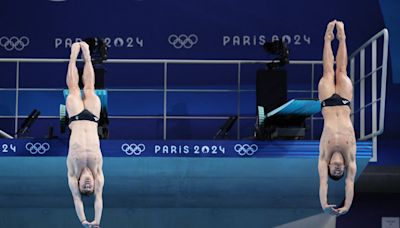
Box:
[311,63,315,139]
[379,29,389,137]
[360,49,365,139]
[163,62,168,140]
[14,61,20,138]
[371,41,378,162]
[237,63,241,140]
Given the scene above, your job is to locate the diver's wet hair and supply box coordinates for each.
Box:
[78,179,94,197]
[80,189,94,197]
[328,168,345,181]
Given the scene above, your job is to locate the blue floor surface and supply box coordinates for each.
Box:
[0,139,372,227]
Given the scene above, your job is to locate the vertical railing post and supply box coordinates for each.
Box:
[310,63,315,139]
[371,41,378,162]
[163,62,168,140]
[379,29,389,140]
[14,61,20,138]
[360,49,365,139]
[237,62,241,140]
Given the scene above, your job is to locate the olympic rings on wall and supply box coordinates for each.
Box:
[0,36,30,51]
[25,142,50,154]
[234,144,258,156]
[168,34,198,49]
[121,143,146,156]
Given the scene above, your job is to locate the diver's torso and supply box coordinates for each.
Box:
[320,106,356,164]
[67,121,102,177]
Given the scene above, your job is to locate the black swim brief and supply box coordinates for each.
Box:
[69,109,99,124]
[321,93,351,109]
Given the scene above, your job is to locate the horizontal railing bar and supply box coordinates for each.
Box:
[0,115,257,119]
[352,98,381,114]
[358,129,384,141]
[0,58,323,65]
[0,88,318,93]
[353,65,383,84]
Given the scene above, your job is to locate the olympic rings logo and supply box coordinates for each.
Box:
[234,144,258,156]
[168,34,198,49]
[121,143,145,156]
[0,36,30,51]
[25,142,50,155]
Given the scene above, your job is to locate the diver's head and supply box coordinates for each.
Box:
[79,168,95,196]
[328,151,345,181]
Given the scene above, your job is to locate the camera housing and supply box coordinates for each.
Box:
[263,39,289,69]
[83,37,108,64]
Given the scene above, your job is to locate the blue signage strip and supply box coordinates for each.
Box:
[0,139,372,158]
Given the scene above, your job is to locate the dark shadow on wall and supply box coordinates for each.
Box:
[336,192,400,227]
[379,0,400,84]
[337,165,400,227]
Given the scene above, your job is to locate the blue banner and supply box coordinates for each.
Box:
[0,139,372,158]
[0,0,384,59]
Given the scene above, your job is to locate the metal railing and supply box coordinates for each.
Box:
[0,58,321,140]
[350,28,389,162]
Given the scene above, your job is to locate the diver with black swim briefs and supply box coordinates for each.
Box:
[321,93,351,108]
[66,42,104,228]
[69,109,100,123]
[318,20,357,216]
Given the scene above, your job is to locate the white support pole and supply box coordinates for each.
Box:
[311,63,315,139]
[360,50,365,139]
[379,29,389,138]
[14,62,20,138]
[371,41,378,162]
[237,63,241,140]
[163,62,168,140]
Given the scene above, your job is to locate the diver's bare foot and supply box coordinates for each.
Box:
[324,20,336,42]
[70,42,80,60]
[80,41,91,62]
[336,21,346,41]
